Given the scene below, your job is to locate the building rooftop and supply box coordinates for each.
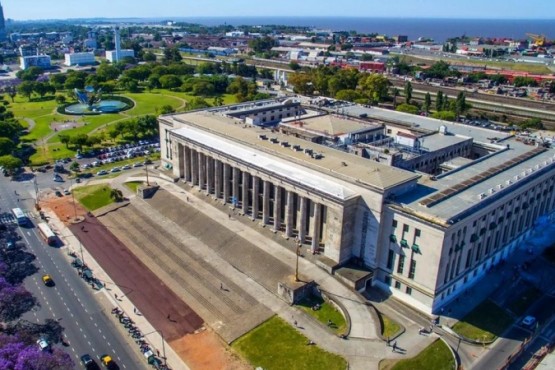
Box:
[281,114,381,137]
[164,111,420,192]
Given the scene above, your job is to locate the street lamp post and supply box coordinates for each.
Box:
[295,237,301,282]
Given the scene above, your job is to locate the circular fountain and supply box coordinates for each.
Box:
[64,86,132,115]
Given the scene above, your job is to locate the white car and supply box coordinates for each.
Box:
[122,165,131,170]
[37,338,49,351]
[110,167,121,173]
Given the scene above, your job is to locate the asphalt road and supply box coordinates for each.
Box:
[0,176,147,370]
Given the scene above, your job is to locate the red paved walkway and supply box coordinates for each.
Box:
[70,214,203,341]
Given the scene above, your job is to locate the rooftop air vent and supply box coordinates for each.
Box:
[270,138,279,144]
[292,144,302,151]
[479,193,487,200]
[259,134,268,140]
[280,141,289,148]
[488,188,495,195]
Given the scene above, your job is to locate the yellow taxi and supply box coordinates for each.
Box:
[42,274,54,286]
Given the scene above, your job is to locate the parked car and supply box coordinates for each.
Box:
[97,170,108,176]
[55,190,63,197]
[37,338,49,351]
[521,315,537,327]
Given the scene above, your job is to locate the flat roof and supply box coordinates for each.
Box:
[164,111,420,192]
[282,114,381,137]
[421,133,472,152]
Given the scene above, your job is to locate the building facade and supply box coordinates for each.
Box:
[64,52,95,66]
[20,55,51,70]
[159,99,555,315]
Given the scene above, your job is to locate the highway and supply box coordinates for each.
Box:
[0,174,147,370]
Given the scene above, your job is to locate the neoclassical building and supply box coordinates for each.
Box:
[159,98,555,314]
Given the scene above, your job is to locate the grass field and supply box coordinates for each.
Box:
[382,314,402,339]
[297,295,347,335]
[124,181,143,193]
[451,299,513,342]
[380,339,455,370]
[72,184,115,211]
[232,316,347,370]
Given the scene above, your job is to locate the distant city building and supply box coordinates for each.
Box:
[19,44,38,57]
[83,38,98,49]
[64,52,95,66]
[20,55,51,70]
[106,49,134,63]
[225,31,244,37]
[0,1,6,42]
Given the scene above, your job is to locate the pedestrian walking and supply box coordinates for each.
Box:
[294,320,297,327]
[392,341,397,352]
[133,307,137,314]
[114,293,118,299]
[167,314,170,320]
[220,283,223,290]
[186,196,189,202]
[228,213,231,219]
[156,349,160,357]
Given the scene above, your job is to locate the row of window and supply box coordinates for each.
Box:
[385,276,413,295]
[386,249,417,279]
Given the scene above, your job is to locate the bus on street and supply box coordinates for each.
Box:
[11,208,27,226]
[37,222,57,246]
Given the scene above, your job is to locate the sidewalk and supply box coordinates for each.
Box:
[44,207,189,370]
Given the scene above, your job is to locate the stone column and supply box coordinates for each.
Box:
[206,156,213,194]
[285,190,295,237]
[273,186,282,232]
[191,149,198,186]
[252,176,259,220]
[232,167,240,207]
[298,197,308,243]
[242,172,250,214]
[262,180,271,225]
[174,143,184,178]
[198,152,205,190]
[214,160,222,199]
[223,164,231,204]
[311,203,322,253]
[184,146,192,182]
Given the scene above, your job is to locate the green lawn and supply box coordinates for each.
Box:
[382,314,402,339]
[451,299,513,342]
[507,287,542,316]
[123,92,183,116]
[72,184,116,211]
[297,295,347,335]
[232,316,347,370]
[124,181,143,193]
[381,339,455,370]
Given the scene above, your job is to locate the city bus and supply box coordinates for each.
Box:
[37,223,57,246]
[11,207,27,225]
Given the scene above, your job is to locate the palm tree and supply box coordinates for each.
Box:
[110,188,124,202]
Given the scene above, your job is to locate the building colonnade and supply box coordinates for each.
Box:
[175,142,328,252]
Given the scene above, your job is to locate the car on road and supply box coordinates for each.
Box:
[63,189,71,195]
[110,167,121,173]
[42,274,55,286]
[121,165,131,170]
[37,338,49,351]
[80,354,99,369]
[97,170,108,176]
[100,354,118,369]
[53,174,64,182]
[144,159,152,165]
[132,162,143,167]
[55,190,63,197]
[522,315,537,327]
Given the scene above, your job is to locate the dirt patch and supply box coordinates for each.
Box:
[170,328,250,370]
[50,120,85,131]
[40,194,88,224]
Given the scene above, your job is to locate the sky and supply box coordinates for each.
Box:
[2,0,555,20]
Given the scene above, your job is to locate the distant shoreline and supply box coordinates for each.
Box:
[9,17,555,43]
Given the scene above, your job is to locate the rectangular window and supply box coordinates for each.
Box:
[394,281,401,289]
[397,255,405,274]
[387,250,395,270]
[392,219,398,228]
[403,224,409,233]
[408,260,416,279]
[415,229,421,237]
[405,287,412,295]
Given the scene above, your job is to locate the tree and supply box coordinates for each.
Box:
[0,137,15,156]
[359,73,390,104]
[163,47,182,63]
[143,51,157,62]
[289,61,301,71]
[187,97,211,110]
[5,86,17,103]
[0,333,74,370]
[431,111,456,121]
[288,73,314,95]
[0,155,23,172]
[0,277,37,322]
[69,134,88,151]
[110,189,124,202]
[156,105,175,115]
[213,96,224,106]
[69,162,80,172]
[396,103,420,115]
[32,82,49,99]
[454,91,470,119]
[17,81,35,101]
[96,62,120,82]
[435,91,444,112]
[159,75,182,89]
[391,87,399,108]
[513,76,538,87]
[248,36,277,53]
[146,75,161,91]
[423,92,432,113]
[404,81,413,105]
[335,89,363,102]
[54,94,66,105]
